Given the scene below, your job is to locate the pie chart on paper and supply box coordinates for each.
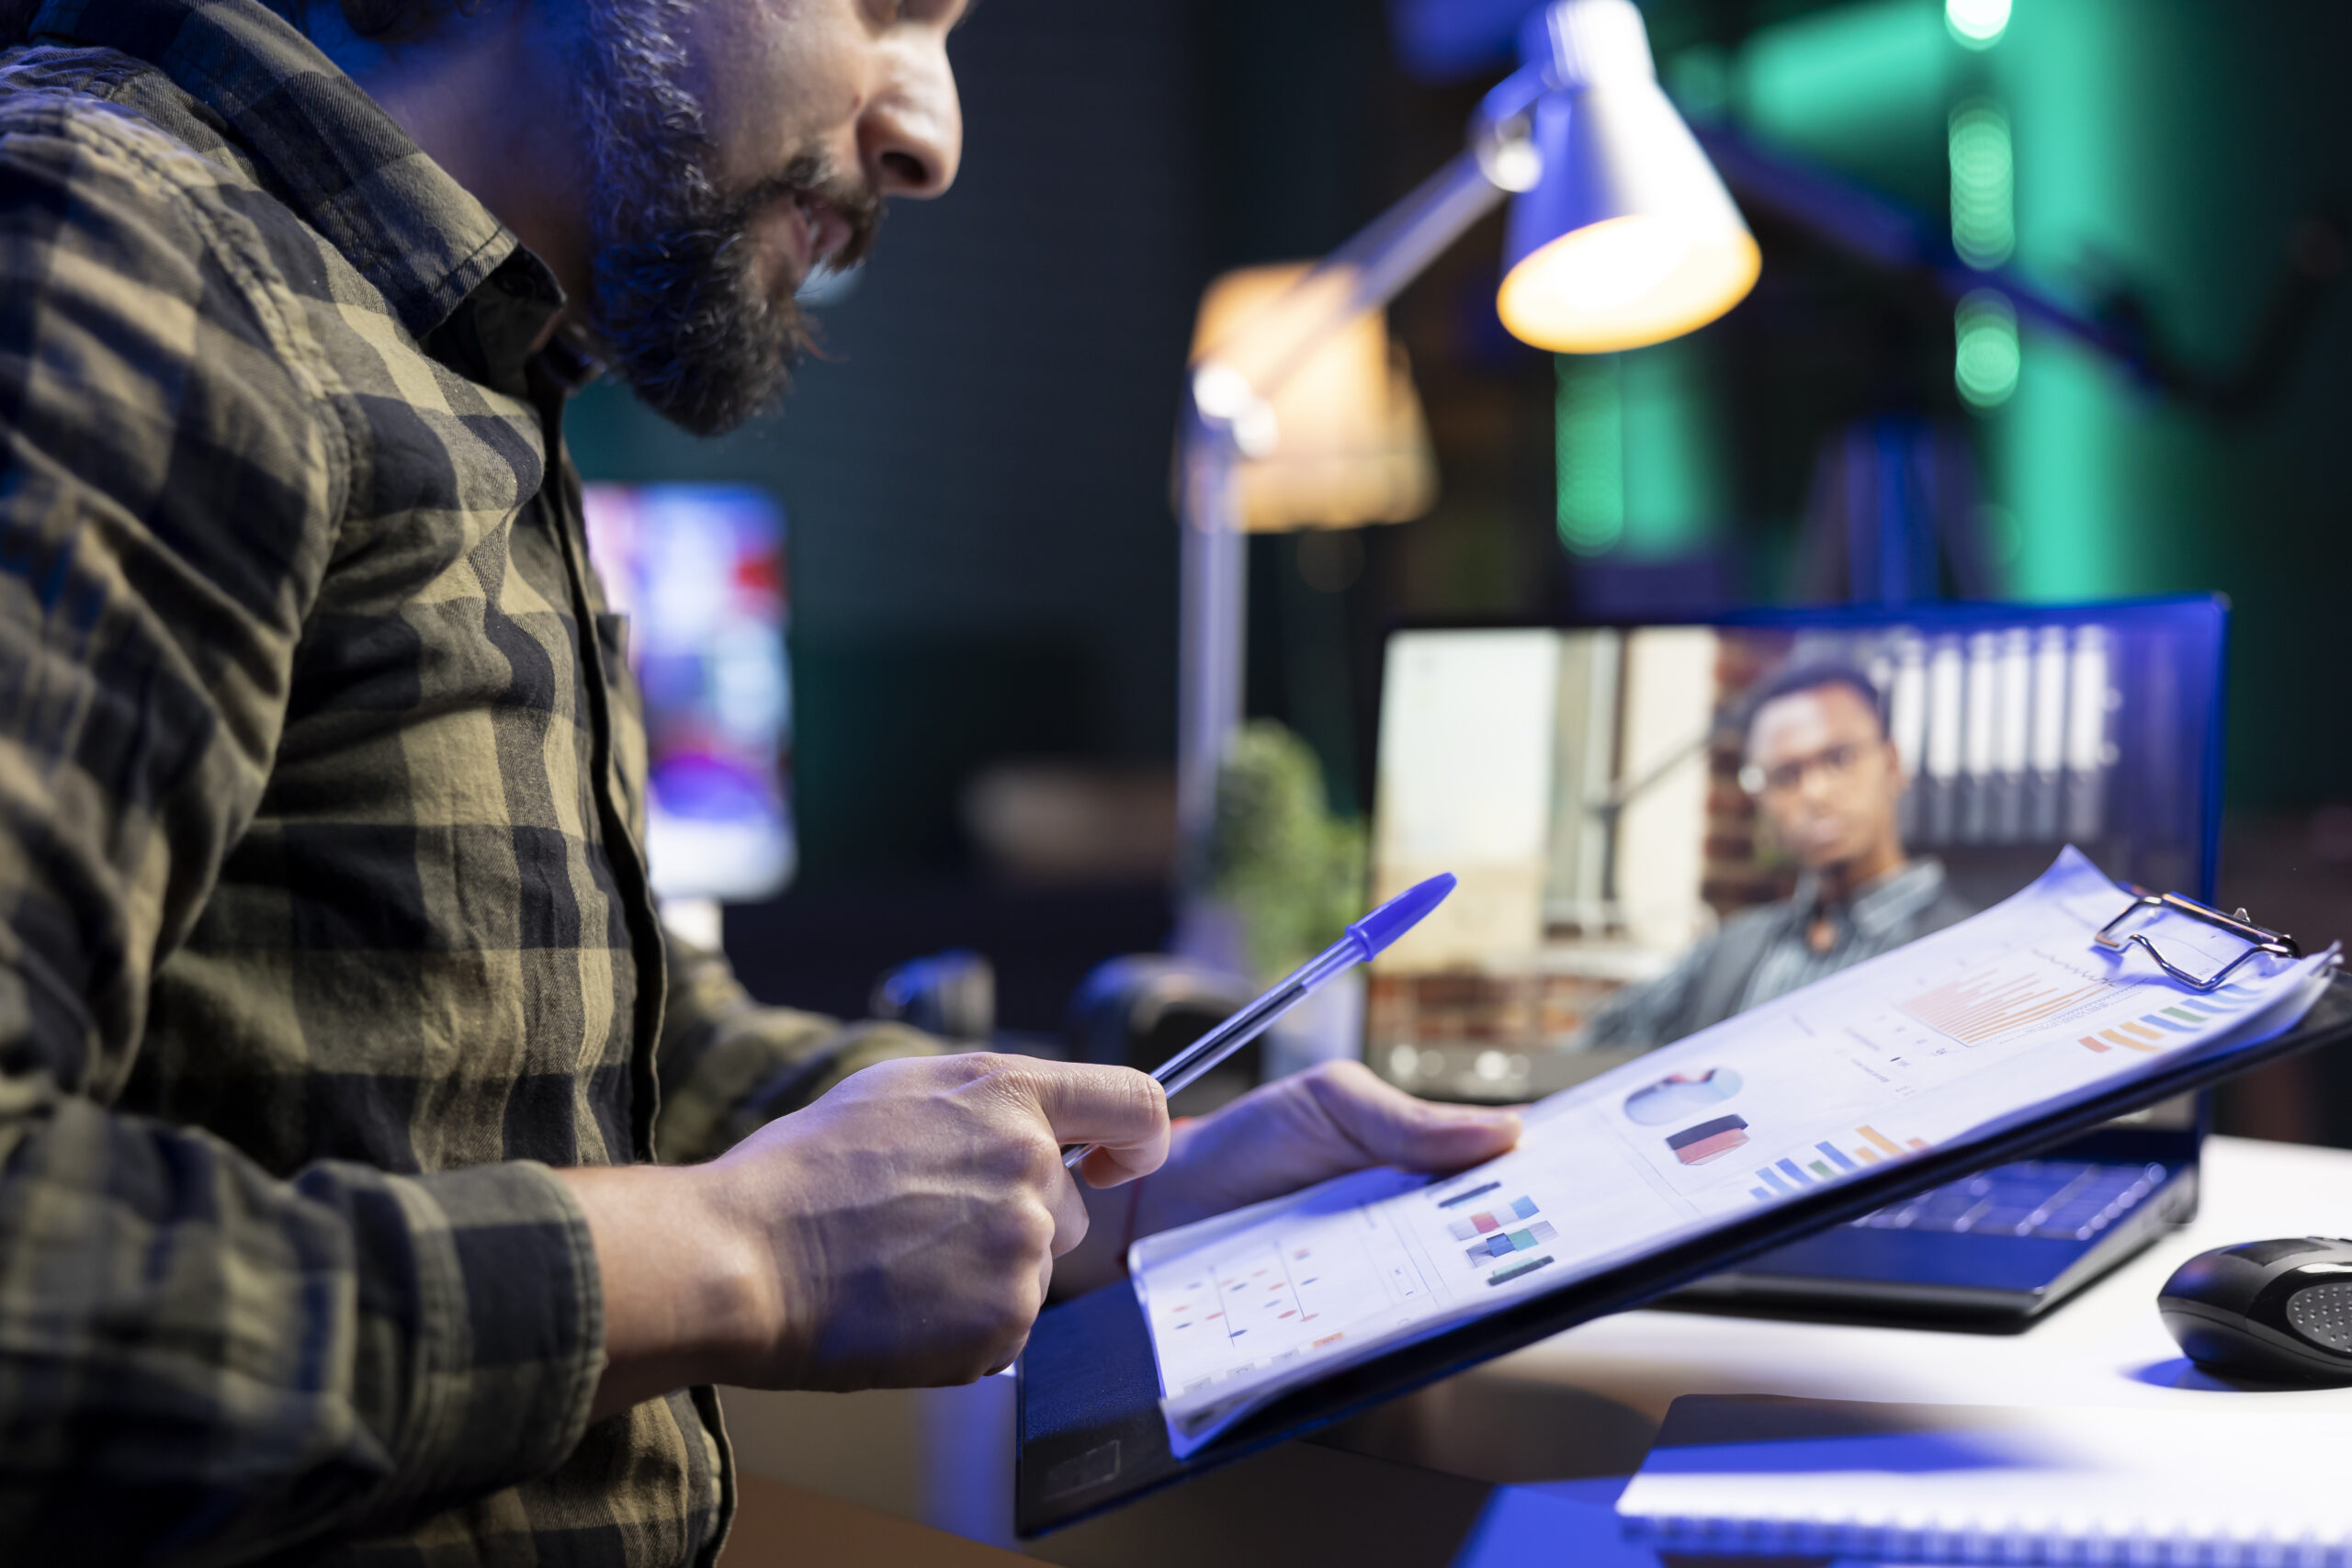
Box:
[1623,1067,1744,1126]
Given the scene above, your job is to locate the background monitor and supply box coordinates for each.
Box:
[1366,598,2226,1100]
[582,483,797,905]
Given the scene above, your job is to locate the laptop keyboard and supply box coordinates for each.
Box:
[1850,1160,2170,1242]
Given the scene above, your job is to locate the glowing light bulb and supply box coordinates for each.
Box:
[1549,218,1695,312]
[1947,0,2011,49]
[1499,216,1758,355]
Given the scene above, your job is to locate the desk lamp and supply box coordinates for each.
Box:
[1176,0,1758,863]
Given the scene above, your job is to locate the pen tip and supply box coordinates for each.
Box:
[1350,873,1457,958]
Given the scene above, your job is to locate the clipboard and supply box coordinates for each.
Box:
[1016,904,2351,1538]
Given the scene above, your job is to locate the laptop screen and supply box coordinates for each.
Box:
[1366,599,2226,1104]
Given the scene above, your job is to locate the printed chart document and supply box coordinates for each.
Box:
[1127,850,2337,1456]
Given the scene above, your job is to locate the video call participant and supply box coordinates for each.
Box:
[1577,664,1975,1051]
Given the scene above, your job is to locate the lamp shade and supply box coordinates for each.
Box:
[1497,0,1759,354]
[1189,264,1438,533]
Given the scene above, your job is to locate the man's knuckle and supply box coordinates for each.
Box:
[999,1138,1050,1189]
[1132,1069,1170,1121]
[988,1199,1055,1259]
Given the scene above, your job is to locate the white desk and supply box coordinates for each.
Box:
[718,1135,2352,1566]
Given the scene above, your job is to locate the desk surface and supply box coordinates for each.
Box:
[720,1135,2352,1567]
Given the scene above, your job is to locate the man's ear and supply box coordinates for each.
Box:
[1882,736,1910,795]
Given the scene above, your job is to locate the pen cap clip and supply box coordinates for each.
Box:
[1346,873,1457,962]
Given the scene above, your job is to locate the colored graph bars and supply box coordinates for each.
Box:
[1749,1126,1928,1201]
[1445,1194,1539,1242]
[1487,1254,1555,1288]
[1439,1191,1560,1286]
[1464,1220,1558,1266]
[1898,968,2110,1043]
[2077,985,2254,1054]
[1434,1180,1502,1211]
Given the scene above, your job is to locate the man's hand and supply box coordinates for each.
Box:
[560,1054,1167,1416]
[1053,1061,1522,1298]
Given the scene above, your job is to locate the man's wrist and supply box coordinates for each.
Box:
[559,1162,782,1417]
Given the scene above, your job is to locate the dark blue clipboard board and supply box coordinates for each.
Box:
[1017,970,2352,1537]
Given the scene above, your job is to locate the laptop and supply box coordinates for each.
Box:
[1363,597,2226,1322]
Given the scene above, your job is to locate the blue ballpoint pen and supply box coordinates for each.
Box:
[1061,873,1458,1171]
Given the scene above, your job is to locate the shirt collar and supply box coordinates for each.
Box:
[1797,857,1950,941]
[30,0,565,358]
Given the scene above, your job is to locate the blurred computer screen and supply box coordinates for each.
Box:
[582,483,796,904]
[1367,599,2225,1098]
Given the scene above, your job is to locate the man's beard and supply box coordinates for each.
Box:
[575,0,879,436]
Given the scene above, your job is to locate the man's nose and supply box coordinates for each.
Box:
[862,38,962,198]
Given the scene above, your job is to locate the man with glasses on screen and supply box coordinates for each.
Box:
[1577,664,1975,1051]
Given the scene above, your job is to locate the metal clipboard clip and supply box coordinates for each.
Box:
[2094,886,2302,992]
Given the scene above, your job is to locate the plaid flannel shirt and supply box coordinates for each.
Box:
[0,0,934,1560]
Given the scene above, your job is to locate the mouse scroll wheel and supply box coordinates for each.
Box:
[2285,1282,2352,1353]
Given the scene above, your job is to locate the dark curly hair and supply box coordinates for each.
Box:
[1740,662,1890,742]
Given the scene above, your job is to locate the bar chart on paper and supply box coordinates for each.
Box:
[1441,1190,1561,1285]
[1748,1124,1929,1201]
[1897,968,2111,1044]
[2076,981,2268,1055]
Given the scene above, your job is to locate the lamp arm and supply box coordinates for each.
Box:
[1476,62,1551,147]
[1174,100,1553,876]
[1175,142,1513,868]
[1190,147,1510,430]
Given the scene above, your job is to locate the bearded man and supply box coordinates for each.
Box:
[0,0,1524,1560]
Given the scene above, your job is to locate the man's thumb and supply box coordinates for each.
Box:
[1309,1064,1522,1172]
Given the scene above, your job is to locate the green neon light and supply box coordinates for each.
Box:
[1955,288,2020,409]
[1950,99,2016,268]
[1947,0,2011,50]
[1738,0,1950,154]
[1555,355,1624,556]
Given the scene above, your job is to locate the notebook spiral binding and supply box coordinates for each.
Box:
[1625,1515,2352,1566]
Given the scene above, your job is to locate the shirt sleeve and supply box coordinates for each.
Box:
[0,102,603,1556]
[653,926,944,1165]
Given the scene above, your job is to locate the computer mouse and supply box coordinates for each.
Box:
[2158,1237,2352,1384]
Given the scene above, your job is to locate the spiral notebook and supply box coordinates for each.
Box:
[1617,1394,2352,1563]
